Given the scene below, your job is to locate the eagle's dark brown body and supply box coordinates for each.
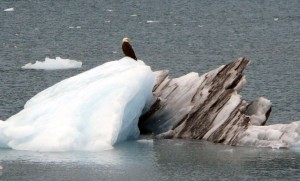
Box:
[122,38,137,60]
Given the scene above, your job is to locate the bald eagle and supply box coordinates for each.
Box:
[122,37,137,60]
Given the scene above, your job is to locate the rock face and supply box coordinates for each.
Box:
[139,57,273,146]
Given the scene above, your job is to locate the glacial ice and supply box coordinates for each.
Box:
[0,57,155,151]
[4,8,14,12]
[21,57,82,70]
[238,121,300,148]
[140,58,300,149]
[1,56,300,151]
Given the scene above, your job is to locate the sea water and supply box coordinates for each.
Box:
[1,0,300,180]
[1,139,300,180]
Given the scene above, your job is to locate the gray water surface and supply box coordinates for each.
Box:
[1,139,300,181]
[1,0,300,122]
[1,0,300,180]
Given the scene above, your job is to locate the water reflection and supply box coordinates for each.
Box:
[1,139,300,180]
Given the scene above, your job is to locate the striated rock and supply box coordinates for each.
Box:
[139,57,273,146]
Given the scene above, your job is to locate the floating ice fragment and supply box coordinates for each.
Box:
[238,121,300,148]
[274,18,279,21]
[69,26,81,29]
[0,165,2,170]
[105,20,110,23]
[107,9,113,12]
[4,8,14,12]
[22,57,82,70]
[198,25,204,28]
[223,149,234,153]
[130,14,137,17]
[146,20,159,23]
[137,139,153,144]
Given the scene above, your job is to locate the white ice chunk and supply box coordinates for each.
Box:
[238,121,300,148]
[0,57,156,152]
[69,26,81,29]
[246,97,272,126]
[4,8,14,12]
[136,139,153,144]
[22,57,82,70]
[146,20,159,23]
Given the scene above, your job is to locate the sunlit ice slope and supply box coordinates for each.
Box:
[0,57,155,152]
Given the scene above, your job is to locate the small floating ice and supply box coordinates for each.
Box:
[137,139,153,144]
[105,20,110,23]
[146,20,159,23]
[223,149,234,153]
[0,165,2,170]
[130,14,137,17]
[107,9,113,12]
[274,18,279,21]
[4,8,14,12]
[22,57,82,70]
[69,26,81,29]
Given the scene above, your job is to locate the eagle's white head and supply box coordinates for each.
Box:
[122,37,130,43]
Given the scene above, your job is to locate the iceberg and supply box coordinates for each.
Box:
[21,57,82,70]
[0,57,155,151]
[1,56,299,151]
[140,57,300,149]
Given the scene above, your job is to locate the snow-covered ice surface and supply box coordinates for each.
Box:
[22,57,82,70]
[0,57,156,151]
